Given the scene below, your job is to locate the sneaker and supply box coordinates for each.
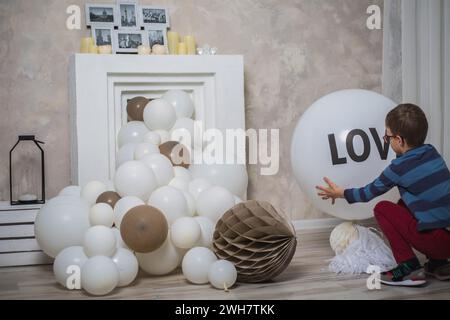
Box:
[381,263,426,287]
[424,261,450,281]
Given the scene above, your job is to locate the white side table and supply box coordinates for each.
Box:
[0,201,52,267]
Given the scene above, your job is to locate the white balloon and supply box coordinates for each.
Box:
[113,196,144,228]
[171,217,201,249]
[141,154,174,187]
[196,186,235,222]
[117,121,148,147]
[81,181,107,206]
[188,178,212,200]
[170,117,195,148]
[134,142,159,160]
[169,177,189,192]
[83,226,117,257]
[148,186,188,224]
[112,227,130,250]
[112,248,139,287]
[116,143,138,167]
[114,160,157,201]
[190,164,248,199]
[81,256,119,296]
[174,166,192,182]
[136,233,183,275]
[208,260,237,290]
[143,99,177,131]
[162,90,195,118]
[143,131,161,145]
[154,130,170,144]
[183,191,196,216]
[53,246,88,289]
[89,203,114,227]
[59,185,81,197]
[35,196,90,258]
[194,216,215,248]
[182,247,217,284]
[291,89,398,220]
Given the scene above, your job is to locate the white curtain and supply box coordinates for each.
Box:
[383,0,450,163]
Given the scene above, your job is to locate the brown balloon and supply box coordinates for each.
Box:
[96,191,121,208]
[159,141,191,169]
[120,205,168,253]
[126,96,150,121]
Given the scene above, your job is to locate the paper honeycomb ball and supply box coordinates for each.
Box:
[329,222,359,255]
[212,200,297,283]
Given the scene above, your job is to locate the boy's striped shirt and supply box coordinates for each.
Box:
[344,144,450,231]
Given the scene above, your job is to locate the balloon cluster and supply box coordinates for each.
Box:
[35,90,246,295]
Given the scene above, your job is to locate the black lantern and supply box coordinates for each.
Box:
[9,135,45,205]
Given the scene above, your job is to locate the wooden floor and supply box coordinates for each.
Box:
[0,228,449,300]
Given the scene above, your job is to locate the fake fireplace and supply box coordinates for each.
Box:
[69,54,246,188]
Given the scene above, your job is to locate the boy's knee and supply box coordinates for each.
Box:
[373,200,394,219]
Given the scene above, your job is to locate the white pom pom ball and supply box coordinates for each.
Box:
[330,222,359,255]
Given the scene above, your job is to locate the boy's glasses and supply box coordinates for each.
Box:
[383,131,403,144]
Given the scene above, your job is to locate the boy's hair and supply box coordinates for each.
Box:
[385,103,428,147]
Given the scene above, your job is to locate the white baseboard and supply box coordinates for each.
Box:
[292,218,344,231]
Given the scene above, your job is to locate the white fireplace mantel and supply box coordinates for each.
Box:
[69,54,245,187]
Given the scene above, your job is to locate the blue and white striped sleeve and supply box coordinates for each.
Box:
[344,165,400,204]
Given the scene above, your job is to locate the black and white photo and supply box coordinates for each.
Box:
[85,4,116,26]
[118,2,139,29]
[92,27,113,46]
[147,29,167,49]
[139,6,170,29]
[113,30,147,53]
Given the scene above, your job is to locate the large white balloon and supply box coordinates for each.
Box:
[59,185,81,197]
[81,256,119,296]
[188,178,212,200]
[35,196,90,258]
[83,226,117,257]
[196,186,235,222]
[141,154,174,187]
[113,196,144,228]
[112,248,139,287]
[136,234,184,275]
[116,143,138,168]
[143,99,177,131]
[183,191,196,216]
[117,121,148,148]
[190,164,248,199]
[174,166,192,183]
[142,131,161,146]
[114,160,157,201]
[162,89,195,119]
[194,216,215,248]
[81,181,107,206]
[291,89,398,220]
[182,247,217,284]
[53,246,88,289]
[134,142,159,160]
[148,186,189,224]
[89,203,114,227]
[170,217,201,249]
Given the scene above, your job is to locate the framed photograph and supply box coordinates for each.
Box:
[113,30,147,53]
[139,6,170,29]
[147,28,167,49]
[85,4,116,26]
[91,27,114,46]
[117,1,139,30]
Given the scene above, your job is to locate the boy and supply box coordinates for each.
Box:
[316,103,450,286]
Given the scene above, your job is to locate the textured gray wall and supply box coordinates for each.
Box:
[0,0,383,220]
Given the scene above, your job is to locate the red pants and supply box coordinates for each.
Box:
[374,200,450,263]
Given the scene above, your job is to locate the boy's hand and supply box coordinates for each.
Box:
[315,177,344,205]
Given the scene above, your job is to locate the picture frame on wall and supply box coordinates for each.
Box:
[147,28,168,50]
[91,26,114,46]
[85,4,116,26]
[113,30,147,53]
[117,1,140,30]
[139,6,170,29]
